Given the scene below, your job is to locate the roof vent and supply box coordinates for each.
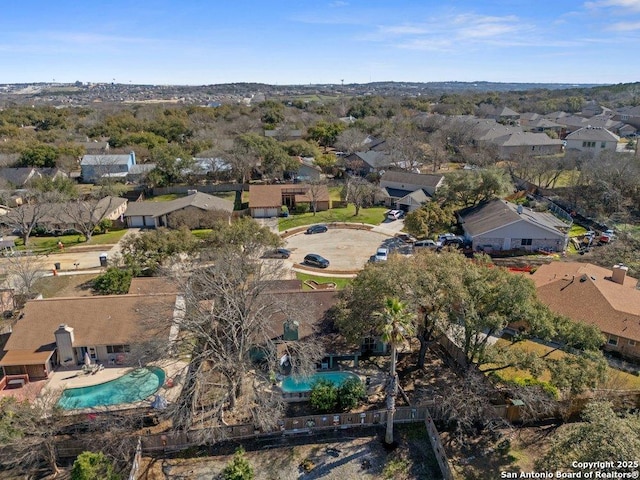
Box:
[611,264,628,285]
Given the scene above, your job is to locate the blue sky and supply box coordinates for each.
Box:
[1,0,639,85]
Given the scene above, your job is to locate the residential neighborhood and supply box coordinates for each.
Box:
[0,75,640,480]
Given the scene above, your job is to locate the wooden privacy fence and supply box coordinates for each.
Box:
[55,406,453,480]
[140,406,430,454]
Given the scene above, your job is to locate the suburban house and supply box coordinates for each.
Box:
[492,132,564,158]
[471,121,563,158]
[1,196,128,234]
[261,282,387,374]
[614,105,640,129]
[0,167,68,188]
[530,262,640,361]
[292,157,322,182]
[123,190,234,228]
[564,126,619,154]
[379,170,444,212]
[80,151,136,183]
[457,199,570,253]
[184,157,233,181]
[127,163,156,183]
[0,293,178,382]
[344,150,393,176]
[486,105,520,124]
[249,184,330,218]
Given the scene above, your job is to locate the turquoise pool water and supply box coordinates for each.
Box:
[281,371,360,393]
[57,367,166,410]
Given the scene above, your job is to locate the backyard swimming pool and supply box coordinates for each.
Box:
[57,367,166,410]
[280,371,360,393]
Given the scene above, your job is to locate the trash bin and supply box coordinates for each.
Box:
[99,253,108,267]
[54,262,61,270]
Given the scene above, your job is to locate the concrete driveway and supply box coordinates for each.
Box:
[284,223,408,273]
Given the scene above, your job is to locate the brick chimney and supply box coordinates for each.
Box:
[611,264,628,285]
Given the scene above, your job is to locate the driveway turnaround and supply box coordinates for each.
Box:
[284,226,405,272]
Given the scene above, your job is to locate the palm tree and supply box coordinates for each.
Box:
[373,297,416,445]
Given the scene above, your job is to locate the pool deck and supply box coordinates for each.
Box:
[43,358,188,412]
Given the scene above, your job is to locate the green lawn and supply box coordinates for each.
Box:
[328,186,343,203]
[295,272,352,290]
[16,229,128,252]
[151,193,182,202]
[485,338,640,391]
[191,229,212,240]
[279,205,388,231]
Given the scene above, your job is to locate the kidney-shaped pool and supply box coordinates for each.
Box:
[57,367,166,410]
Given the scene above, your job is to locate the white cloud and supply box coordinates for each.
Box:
[585,0,640,11]
[609,20,640,30]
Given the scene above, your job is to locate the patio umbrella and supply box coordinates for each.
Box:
[84,352,91,367]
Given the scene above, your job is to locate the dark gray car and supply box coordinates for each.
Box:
[303,253,330,268]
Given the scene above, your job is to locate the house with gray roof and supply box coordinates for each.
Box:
[614,105,640,129]
[564,126,619,154]
[492,132,564,158]
[344,150,393,175]
[80,152,136,183]
[379,171,444,212]
[123,191,234,228]
[458,199,570,253]
[0,167,67,187]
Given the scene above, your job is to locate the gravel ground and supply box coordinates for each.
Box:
[138,425,442,480]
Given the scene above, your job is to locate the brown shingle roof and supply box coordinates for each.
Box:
[128,277,179,295]
[4,294,176,353]
[531,262,640,342]
[249,184,330,208]
[249,185,285,208]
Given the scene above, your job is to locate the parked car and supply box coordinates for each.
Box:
[387,210,404,221]
[306,224,328,234]
[374,247,389,262]
[414,239,439,250]
[437,233,456,243]
[303,253,330,268]
[440,236,466,248]
[599,230,615,243]
[395,233,417,244]
[261,248,291,259]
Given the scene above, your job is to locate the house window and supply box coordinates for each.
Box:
[106,345,131,354]
[582,141,595,148]
[362,337,376,352]
[521,239,533,246]
[629,340,637,347]
[608,336,618,346]
[601,142,606,148]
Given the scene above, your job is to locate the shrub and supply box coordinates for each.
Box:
[295,203,310,214]
[309,379,338,413]
[92,267,133,295]
[94,218,112,234]
[222,447,254,480]
[71,451,120,480]
[337,377,365,411]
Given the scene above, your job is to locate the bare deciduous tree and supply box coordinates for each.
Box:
[1,191,63,246]
[2,251,47,294]
[167,248,323,435]
[341,177,381,216]
[304,180,327,216]
[60,194,122,241]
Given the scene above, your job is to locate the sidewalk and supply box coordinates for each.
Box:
[0,228,141,275]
